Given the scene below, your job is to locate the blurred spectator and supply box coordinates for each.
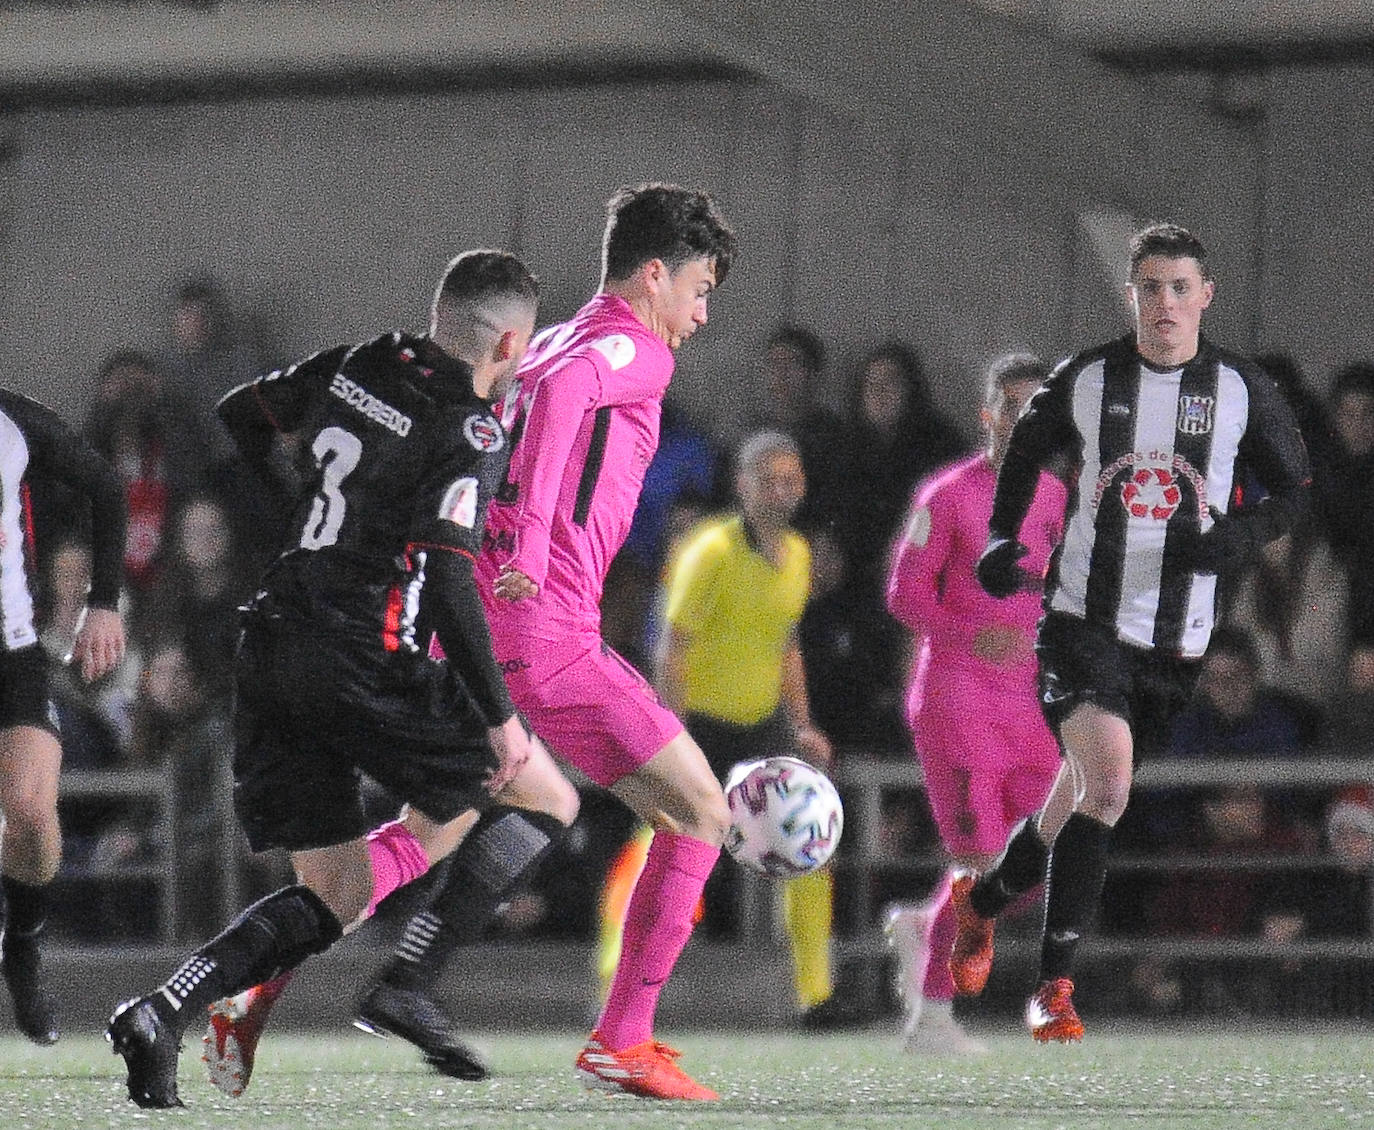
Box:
[834,341,966,597]
[1302,786,1374,938]
[621,396,721,575]
[163,274,261,463]
[1121,628,1317,853]
[1224,527,1348,725]
[82,350,213,607]
[1312,362,1374,693]
[797,524,906,750]
[1147,784,1308,939]
[1169,628,1313,760]
[122,638,234,937]
[1253,351,1336,473]
[607,397,721,665]
[749,323,847,534]
[141,495,249,694]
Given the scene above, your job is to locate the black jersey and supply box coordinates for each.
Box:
[217,332,515,723]
[990,335,1310,659]
[0,389,126,651]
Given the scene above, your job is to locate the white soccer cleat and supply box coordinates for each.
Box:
[903,999,988,1057]
[884,902,935,1035]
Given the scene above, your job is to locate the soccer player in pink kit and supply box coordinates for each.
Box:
[883,353,1069,1054]
[481,183,736,1101]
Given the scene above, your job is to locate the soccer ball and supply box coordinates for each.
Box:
[723,756,844,877]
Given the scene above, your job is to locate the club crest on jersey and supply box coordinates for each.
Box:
[463,414,504,452]
[1177,395,1215,435]
[591,334,636,371]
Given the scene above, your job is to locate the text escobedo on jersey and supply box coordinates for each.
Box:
[329,374,413,437]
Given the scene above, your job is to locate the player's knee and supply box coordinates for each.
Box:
[547,778,580,827]
[0,789,57,842]
[1079,770,1131,826]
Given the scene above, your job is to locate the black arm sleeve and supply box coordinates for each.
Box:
[422,548,515,727]
[5,393,127,609]
[216,344,349,509]
[989,368,1080,541]
[1207,364,1313,562]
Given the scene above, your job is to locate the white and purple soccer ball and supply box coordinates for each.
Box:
[723,756,844,877]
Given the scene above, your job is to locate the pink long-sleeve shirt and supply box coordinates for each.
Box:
[886,454,1067,698]
[478,293,673,642]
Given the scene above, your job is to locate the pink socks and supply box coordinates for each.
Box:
[595,830,719,1050]
[923,883,958,1002]
[365,819,430,918]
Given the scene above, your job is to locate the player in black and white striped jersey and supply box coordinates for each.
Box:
[947,222,1311,1042]
[0,389,127,1045]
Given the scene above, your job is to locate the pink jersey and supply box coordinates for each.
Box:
[886,454,1067,705]
[478,293,674,643]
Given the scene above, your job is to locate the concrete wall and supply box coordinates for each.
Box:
[1,5,1368,437]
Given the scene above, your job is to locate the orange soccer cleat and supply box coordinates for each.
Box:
[947,875,996,996]
[1025,977,1084,1043]
[575,1031,719,1101]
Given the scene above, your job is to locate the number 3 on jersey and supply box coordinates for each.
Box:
[301,425,362,549]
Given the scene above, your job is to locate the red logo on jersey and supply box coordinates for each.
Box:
[462,414,504,452]
[1121,466,1182,520]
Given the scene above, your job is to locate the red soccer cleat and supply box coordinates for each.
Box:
[948,875,996,996]
[1025,977,1084,1043]
[201,970,295,1097]
[575,1030,718,1101]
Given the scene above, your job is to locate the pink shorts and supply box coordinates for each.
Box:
[908,671,1059,857]
[497,634,684,788]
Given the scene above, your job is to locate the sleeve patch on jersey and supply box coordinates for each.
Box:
[463,413,505,452]
[439,476,480,528]
[902,506,933,547]
[591,334,636,371]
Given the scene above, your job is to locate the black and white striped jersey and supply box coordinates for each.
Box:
[989,334,1310,658]
[0,389,127,651]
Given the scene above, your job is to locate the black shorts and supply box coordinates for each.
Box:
[232,616,498,853]
[1035,612,1200,759]
[0,646,60,739]
[686,710,795,782]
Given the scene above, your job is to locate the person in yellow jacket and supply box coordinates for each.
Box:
[642,429,847,1026]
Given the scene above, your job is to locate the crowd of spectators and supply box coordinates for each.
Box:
[34,280,1374,986]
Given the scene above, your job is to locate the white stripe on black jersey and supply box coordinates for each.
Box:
[994,334,1309,660]
[0,410,36,650]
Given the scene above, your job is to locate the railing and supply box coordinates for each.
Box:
[57,756,242,945]
[829,750,1374,954]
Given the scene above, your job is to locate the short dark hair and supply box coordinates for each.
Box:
[435,248,538,309]
[602,182,736,285]
[767,322,826,376]
[98,349,158,380]
[1332,361,1374,402]
[1129,222,1210,279]
[1205,626,1259,671]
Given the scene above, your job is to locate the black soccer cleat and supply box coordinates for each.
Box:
[354,982,488,1081]
[1,936,59,1045]
[107,996,184,1109]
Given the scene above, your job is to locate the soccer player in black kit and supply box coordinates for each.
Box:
[0,390,127,1045]
[947,223,1311,1042]
[107,249,579,1108]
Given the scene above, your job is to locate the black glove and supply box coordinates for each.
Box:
[976,536,1030,598]
[1166,507,1255,575]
